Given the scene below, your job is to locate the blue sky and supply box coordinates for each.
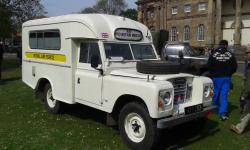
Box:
[41,0,137,16]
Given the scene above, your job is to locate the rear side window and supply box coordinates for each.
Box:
[29,30,61,50]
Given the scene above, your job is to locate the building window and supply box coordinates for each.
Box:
[184,25,190,41]
[197,24,205,41]
[184,4,191,13]
[198,3,207,11]
[172,7,178,15]
[29,30,61,50]
[150,11,155,18]
[170,27,178,41]
[147,9,155,18]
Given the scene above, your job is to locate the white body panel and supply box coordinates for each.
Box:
[22,14,214,120]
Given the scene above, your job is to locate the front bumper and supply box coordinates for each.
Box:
[157,105,217,129]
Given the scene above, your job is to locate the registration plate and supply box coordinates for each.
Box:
[185,104,203,115]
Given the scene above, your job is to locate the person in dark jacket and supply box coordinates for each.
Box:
[207,40,238,120]
[230,48,250,134]
[0,43,4,80]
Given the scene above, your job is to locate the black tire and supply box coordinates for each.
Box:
[118,102,158,150]
[43,83,62,114]
[136,60,181,74]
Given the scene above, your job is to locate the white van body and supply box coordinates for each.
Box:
[22,14,216,149]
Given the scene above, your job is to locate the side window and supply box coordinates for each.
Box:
[29,32,37,49]
[29,30,60,50]
[37,32,43,49]
[79,42,101,64]
[44,31,60,49]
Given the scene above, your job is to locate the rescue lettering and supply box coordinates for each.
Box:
[25,52,66,63]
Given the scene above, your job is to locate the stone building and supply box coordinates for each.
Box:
[136,0,250,48]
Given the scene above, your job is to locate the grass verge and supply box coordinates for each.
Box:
[0,59,249,150]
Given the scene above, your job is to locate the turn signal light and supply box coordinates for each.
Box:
[210,91,214,97]
[158,100,165,108]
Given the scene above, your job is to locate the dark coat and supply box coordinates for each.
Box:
[207,46,238,77]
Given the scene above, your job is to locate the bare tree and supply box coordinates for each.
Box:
[1,0,46,31]
[80,7,97,14]
[80,0,127,15]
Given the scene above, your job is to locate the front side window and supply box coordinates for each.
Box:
[170,27,178,41]
[197,24,205,41]
[104,43,156,60]
[79,42,101,64]
[29,30,60,50]
[184,25,190,41]
[104,43,133,60]
[131,44,156,60]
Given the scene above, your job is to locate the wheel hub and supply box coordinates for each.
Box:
[124,113,146,143]
[47,88,56,108]
[132,121,141,133]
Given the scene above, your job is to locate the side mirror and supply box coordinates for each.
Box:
[91,55,99,68]
[178,51,184,59]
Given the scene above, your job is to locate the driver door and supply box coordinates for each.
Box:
[75,41,103,105]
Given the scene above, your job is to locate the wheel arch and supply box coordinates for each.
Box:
[35,77,53,101]
[111,94,149,120]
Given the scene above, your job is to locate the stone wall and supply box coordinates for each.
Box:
[137,0,250,48]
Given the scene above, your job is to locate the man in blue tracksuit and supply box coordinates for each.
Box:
[207,40,237,120]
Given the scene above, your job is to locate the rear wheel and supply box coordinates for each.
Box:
[118,102,158,150]
[44,83,62,114]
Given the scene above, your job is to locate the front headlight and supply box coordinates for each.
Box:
[204,85,213,100]
[159,90,173,111]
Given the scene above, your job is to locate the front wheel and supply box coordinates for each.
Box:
[44,83,62,114]
[118,102,158,150]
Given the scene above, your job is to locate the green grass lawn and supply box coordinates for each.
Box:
[0,59,249,150]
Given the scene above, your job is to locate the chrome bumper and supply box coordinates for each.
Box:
[157,105,217,129]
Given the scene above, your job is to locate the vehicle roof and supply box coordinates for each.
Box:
[22,14,152,42]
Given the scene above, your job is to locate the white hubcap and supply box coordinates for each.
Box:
[124,113,146,143]
[46,88,56,108]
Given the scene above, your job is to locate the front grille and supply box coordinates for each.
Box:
[170,78,187,104]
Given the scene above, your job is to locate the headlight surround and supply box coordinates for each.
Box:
[159,90,173,111]
[203,84,214,100]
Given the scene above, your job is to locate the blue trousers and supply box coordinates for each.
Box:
[212,77,231,116]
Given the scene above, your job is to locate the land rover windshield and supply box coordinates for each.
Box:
[104,43,157,60]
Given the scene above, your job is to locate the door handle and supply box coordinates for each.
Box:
[77,78,80,84]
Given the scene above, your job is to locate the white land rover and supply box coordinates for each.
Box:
[22,14,216,149]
